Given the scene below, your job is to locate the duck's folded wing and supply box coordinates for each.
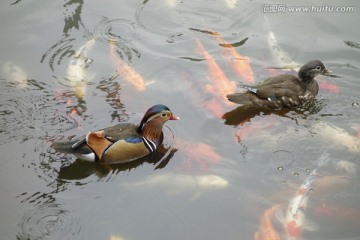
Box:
[101,123,140,142]
[256,79,305,99]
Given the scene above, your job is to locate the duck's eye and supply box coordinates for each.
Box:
[316,66,322,70]
[161,113,167,118]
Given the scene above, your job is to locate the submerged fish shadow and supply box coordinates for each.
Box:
[57,145,177,180]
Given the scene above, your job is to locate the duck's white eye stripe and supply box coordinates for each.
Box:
[143,137,156,152]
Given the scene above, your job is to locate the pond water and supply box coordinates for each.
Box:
[1,0,360,239]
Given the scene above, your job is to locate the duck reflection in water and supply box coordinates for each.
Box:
[57,144,177,180]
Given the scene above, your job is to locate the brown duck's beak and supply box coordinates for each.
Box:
[321,68,332,75]
[170,115,180,120]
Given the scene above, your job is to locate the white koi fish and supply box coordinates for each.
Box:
[66,39,96,98]
[264,16,300,70]
[122,173,229,201]
[314,121,360,154]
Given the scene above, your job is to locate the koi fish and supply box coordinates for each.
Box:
[110,235,126,240]
[211,33,254,83]
[196,39,236,109]
[264,16,297,68]
[254,204,282,240]
[109,40,146,91]
[284,154,328,239]
[66,39,96,98]
[224,0,237,9]
[234,114,277,141]
[164,0,177,8]
[179,140,221,173]
[3,61,28,88]
[284,170,316,239]
[202,98,227,119]
[173,138,221,173]
[335,160,357,175]
[318,80,340,93]
[314,122,360,154]
[123,173,228,201]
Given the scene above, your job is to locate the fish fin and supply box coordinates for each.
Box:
[274,208,285,223]
[303,219,319,232]
[144,80,156,86]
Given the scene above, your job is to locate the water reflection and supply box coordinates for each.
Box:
[96,75,128,122]
[343,40,360,49]
[0,78,80,145]
[10,0,22,5]
[222,98,325,126]
[90,17,140,44]
[63,0,84,36]
[17,202,81,240]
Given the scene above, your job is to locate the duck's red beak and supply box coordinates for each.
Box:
[170,115,180,120]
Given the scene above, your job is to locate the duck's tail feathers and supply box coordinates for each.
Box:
[52,138,91,155]
[226,92,253,105]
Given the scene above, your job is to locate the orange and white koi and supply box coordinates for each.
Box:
[254,204,282,240]
[284,172,315,239]
[109,40,146,91]
[284,154,328,239]
[211,33,254,83]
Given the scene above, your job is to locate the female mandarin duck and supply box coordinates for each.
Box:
[53,104,179,164]
[226,60,331,109]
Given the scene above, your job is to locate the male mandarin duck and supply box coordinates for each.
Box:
[226,60,331,109]
[53,104,179,164]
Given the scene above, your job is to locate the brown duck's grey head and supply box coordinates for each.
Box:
[298,60,331,81]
